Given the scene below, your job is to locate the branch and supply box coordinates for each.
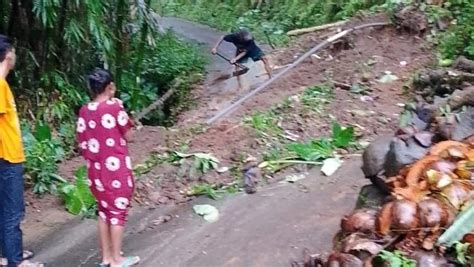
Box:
[428,86,474,116]
[287,20,347,36]
[134,79,183,121]
[454,56,474,73]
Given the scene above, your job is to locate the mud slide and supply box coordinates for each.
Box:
[160,17,270,123]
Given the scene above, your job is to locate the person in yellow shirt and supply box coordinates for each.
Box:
[0,35,43,267]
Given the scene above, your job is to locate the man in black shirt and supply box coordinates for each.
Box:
[212,28,272,90]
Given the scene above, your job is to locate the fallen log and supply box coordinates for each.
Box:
[333,81,352,90]
[286,20,347,36]
[454,56,474,73]
[414,69,474,99]
[134,78,183,122]
[417,69,474,86]
[427,86,474,116]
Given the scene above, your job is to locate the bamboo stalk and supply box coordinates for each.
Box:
[287,20,348,36]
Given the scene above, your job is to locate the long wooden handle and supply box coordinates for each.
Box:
[215,52,248,70]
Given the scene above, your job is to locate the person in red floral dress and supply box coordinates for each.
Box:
[76,68,139,267]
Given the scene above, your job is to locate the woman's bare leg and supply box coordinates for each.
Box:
[110,225,124,266]
[98,220,113,264]
[110,224,139,267]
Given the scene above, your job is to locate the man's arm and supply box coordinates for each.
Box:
[211,35,225,54]
[231,50,247,64]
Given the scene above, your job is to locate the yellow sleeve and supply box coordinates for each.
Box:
[0,80,8,114]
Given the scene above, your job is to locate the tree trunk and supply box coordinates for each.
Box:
[114,0,127,87]
[7,0,20,38]
[0,0,7,33]
[135,0,153,73]
[55,0,68,66]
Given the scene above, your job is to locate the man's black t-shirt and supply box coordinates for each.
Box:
[224,32,260,54]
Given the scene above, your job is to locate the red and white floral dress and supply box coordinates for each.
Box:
[76,100,134,226]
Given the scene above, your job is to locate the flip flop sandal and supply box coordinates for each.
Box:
[121,256,140,267]
[0,250,34,266]
[98,250,123,266]
[23,250,35,260]
[19,262,45,267]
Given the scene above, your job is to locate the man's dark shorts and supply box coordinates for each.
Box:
[236,48,265,64]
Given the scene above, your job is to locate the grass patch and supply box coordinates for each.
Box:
[300,84,334,113]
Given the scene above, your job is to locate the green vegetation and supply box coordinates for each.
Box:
[453,241,472,265]
[170,151,220,178]
[259,122,356,173]
[243,82,352,173]
[301,84,334,113]
[60,166,97,218]
[187,183,220,200]
[157,0,473,61]
[433,0,474,60]
[245,84,334,139]
[377,250,416,267]
[437,203,474,247]
[155,0,387,46]
[22,122,67,194]
[245,110,283,137]
[134,152,170,177]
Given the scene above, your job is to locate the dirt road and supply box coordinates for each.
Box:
[31,158,366,267]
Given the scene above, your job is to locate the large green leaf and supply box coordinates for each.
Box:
[35,122,52,142]
[75,166,95,207]
[66,194,83,215]
[49,173,67,183]
[437,204,474,247]
[60,166,96,216]
[331,122,355,148]
[194,153,220,163]
[287,139,334,161]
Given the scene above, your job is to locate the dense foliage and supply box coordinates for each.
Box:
[156,0,387,45]
[157,0,474,60]
[434,0,474,60]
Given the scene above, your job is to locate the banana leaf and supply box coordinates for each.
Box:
[437,204,474,247]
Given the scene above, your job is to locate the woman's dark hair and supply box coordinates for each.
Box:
[88,68,113,97]
[0,35,13,63]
